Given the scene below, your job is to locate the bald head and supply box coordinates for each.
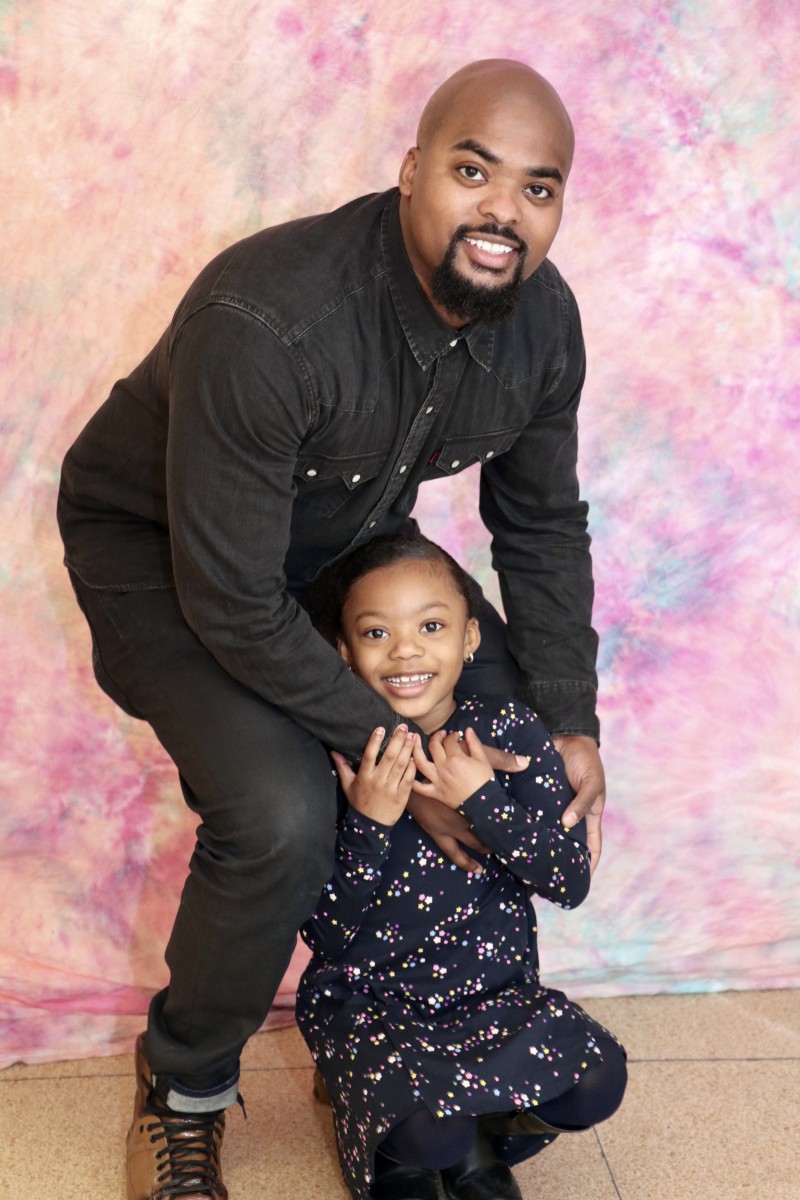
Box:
[417,59,574,175]
[397,59,574,326]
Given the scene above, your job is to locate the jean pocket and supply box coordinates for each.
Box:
[422,429,519,479]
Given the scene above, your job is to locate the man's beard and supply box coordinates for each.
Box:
[430,223,528,324]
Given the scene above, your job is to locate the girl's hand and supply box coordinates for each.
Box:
[411,728,494,810]
[331,724,417,826]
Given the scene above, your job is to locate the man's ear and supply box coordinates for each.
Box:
[398,146,420,197]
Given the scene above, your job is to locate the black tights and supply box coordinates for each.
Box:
[380,1035,627,1171]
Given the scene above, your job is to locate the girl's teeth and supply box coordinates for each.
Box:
[387,674,432,685]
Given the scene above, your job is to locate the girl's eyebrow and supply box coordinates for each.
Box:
[354,600,452,621]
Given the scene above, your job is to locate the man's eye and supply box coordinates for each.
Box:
[526,184,552,200]
[458,165,485,182]
[421,621,444,633]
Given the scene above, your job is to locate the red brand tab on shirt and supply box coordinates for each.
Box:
[428,450,441,465]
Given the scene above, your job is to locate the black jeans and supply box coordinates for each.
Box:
[68,575,520,1103]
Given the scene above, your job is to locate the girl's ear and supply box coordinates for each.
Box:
[464,617,481,660]
[337,638,353,668]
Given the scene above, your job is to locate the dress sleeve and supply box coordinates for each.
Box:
[458,701,591,908]
[300,806,393,959]
[479,283,599,741]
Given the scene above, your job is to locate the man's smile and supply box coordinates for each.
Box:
[464,237,514,256]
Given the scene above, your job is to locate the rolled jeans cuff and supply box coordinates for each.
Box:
[154,1071,240,1114]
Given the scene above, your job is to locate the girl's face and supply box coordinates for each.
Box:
[338,558,480,734]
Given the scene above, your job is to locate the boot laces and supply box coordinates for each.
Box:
[144,1092,235,1198]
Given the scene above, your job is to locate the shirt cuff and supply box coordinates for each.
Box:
[520,681,600,744]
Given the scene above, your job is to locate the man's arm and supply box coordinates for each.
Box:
[165,303,400,761]
[479,283,604,854]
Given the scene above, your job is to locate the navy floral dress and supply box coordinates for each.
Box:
[296,697,620,1200]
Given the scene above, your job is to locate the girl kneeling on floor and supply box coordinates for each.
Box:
[296,533,626,1200]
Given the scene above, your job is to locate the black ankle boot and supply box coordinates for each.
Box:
[369,1147,440,1200]
[440,1131,522,1200]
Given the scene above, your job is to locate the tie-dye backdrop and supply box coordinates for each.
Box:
[1,1,798,1066]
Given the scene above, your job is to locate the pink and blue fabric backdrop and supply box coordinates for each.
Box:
[1,1,798,1065]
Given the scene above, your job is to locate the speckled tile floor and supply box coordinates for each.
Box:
[1,990,798,1199]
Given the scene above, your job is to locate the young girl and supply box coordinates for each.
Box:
[296,534,626,1200]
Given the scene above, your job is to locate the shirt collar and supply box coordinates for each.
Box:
[382,191,495,372]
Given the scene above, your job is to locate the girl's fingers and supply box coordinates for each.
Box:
[427,731,448,766]
[463,727,490,761]
[407,776,441,800]
[359,726,386,772]
[411,740,438,782]
[401,756,418,789]
[331,751,356,793]
[385,730,416,779]
[379,723,410,770]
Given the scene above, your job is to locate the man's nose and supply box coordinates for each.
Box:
[476,179,522,227]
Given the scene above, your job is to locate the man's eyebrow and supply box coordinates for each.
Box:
[453,138,502,166]
[453,138,563,185]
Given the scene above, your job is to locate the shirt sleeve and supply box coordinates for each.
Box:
[300,805,393,960]
[479,283,599,740]
[458,701,591,908]
[165,303,403,760]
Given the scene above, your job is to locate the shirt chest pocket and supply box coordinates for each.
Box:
[293,449,386,517]
[423,428,520,479]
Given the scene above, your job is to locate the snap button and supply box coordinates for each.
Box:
[449,339,458,348]
[306,468,318,477]
[450,459,460,469]
[399,464,407,474]
[352,473,361,483]
[369,521,377,528]
[485,450,494,459]
[426,406,433,414]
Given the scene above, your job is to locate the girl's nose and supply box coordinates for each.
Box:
[390,635,423,659]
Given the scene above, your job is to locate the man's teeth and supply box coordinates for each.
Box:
[386,674,433,686]
[465,238,514,255]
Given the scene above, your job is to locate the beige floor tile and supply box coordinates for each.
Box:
[0,1073,131,1198]
[0,1022,309,1082]
[583,989,800,1062]
[3,995,797,1198]
[240,1024,314,1073]
[509,1128,620,1200]
[0,1046,132,1081]
[598,1058,799,1199]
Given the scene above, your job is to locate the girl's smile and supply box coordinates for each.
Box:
[337,559,481,734]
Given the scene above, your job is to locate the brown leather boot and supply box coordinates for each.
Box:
[126,1034,229,1200]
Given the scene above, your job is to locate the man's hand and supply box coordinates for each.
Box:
[405,791,490,874]
[406,734,529,873]
[553,735,605,876]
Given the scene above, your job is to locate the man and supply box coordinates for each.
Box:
[58,59,605,1200]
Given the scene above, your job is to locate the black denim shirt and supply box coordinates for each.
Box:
[58,190,599,756]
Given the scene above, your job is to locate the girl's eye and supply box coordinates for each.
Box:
[421,621,444,633]
[363,628,388,640]
[458,165,486,182]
